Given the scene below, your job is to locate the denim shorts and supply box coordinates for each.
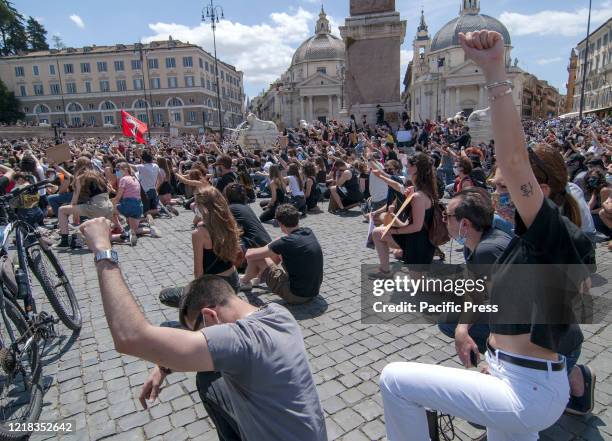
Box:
[118,198,143,219]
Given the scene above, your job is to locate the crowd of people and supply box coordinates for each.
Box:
[2,29,609,441]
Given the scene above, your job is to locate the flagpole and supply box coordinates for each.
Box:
[579,0,592,120]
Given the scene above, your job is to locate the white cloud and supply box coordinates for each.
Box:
[500,3,612,37]
[400,49,413,74]
[536,57,562,66]
[69,14,85,29]
[143,7,344,93]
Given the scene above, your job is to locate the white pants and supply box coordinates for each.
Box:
[380,351,569,441]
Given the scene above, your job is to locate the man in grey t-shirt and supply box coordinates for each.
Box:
[142,276,327,441]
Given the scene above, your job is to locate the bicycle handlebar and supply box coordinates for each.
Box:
[0,179,51,203]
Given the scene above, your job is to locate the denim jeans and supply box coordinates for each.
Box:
[48,192,73,217]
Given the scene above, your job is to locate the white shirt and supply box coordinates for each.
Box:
[567,182,596,235]
[287,175,304,197]
[136,163,160,191]
[369,171,388,203]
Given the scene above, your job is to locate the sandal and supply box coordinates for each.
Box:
[368,268,394,280]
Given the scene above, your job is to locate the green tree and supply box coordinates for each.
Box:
[26,16,48,51]
[0,0,27,55]
[0,78,24,123]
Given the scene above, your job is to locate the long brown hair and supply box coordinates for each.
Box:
[194,186,241,263]
[531,144,581,227]
[157,157,173,182]
[78,169,107,193]
[268,165,285,193]
[409,153,438,201]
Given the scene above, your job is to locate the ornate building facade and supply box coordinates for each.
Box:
[252,7,345,128]
[403,0,561,121]
[0,38,245,130]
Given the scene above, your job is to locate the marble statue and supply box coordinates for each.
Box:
[235,113,280,149]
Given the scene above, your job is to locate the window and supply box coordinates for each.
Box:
[131,59,142,70]
[64,64,74,74]
[173,112,181,122]
[221,71,225,80]
[104,115,115,125]
[138,114,148,123]
[130,78,141,90]
[66,82,77,94]
[148,58,158,69]
[19,85,26,96]
[102,101,115,110]
[201,77,205,87]
[183,56,193,68]
[84,81,92,93]
[185,76,194,87]
[205,61,209,72]
[32,65,39,76]
[165,57,176,69]
[135,99,147,109]
[97,61,108,72]
[55,105,62,111]
[100,80,110,92]
[169,97,182,107]
[149,77,160,89]
[50,84,60,95]
[14,66,24,77]
[81,62,91,73]
[316,67,327,74]
[114,60,124,71]
[33,84,44,95]
[155,113,163,123]
[187,111,196,121]
[597,38,602,50]
[87,103,95,110]
[168,76,178,88]
[199,58,203,68]
[49,64,56,75]
[207,80,211,90]
[605,34,609,46]
[87,115,96,125]
[116,80,127,91]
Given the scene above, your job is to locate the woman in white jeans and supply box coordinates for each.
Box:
[380,30,595,441]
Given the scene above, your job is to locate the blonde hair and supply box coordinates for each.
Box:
[194,186,241,263]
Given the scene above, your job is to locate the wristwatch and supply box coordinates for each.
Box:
[94,249,119,265]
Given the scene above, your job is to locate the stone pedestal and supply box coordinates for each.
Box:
[340,1,406,126]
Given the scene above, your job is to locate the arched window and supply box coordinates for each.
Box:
[35,104,50,114]
[168,97,183,107]
[67,102,83,112]
[101,101,116,110]
[134,99,148,109]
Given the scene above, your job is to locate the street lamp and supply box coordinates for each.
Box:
[202,0,225,139]
[134,43,153,135]
[579,0,592,119]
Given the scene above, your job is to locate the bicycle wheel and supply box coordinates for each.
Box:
[0,296,43,441]
[25,242,81,331]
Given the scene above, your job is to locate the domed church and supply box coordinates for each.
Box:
[253,6,346,127]
[404,0,525,121]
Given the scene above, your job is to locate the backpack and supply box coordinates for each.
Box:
[428,200,450,247]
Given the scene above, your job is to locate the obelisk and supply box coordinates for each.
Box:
[340,0,407,125]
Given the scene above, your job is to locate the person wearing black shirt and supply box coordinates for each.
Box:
[455,126,472,148]
[240,204,323,304]
[376,105,385,126]
[380,30,596,440]
[214,155,237,195]
[224,183,271,250]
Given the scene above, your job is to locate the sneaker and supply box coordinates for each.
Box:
[168,205,179,216]
[149,226,161,238]
[565,365,596,416]
[69,235,82,249]
[159,286,184,308]
[129,231,137,247]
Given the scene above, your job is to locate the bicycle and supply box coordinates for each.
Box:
[0,180,81,439]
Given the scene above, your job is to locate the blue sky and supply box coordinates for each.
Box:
[13,0,612,98]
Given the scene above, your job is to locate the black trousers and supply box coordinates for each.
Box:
[196,372,243,441]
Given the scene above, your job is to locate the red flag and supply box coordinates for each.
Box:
[121,110,148,144]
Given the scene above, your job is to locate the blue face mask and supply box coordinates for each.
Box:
[498,192,511,206]
[115,171,122,179]
[455,221,466,246]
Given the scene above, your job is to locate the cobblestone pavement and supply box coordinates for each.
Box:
[29,201,611,441]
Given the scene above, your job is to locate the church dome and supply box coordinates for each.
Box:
[430,4,511,52]
[291,7,345,66]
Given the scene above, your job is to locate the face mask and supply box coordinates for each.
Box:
[115,171,122,178]
[454,221,466,246]
[498,192,511,206]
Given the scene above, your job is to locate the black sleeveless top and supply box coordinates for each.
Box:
[343,169,362,199]
[203,248,234,274]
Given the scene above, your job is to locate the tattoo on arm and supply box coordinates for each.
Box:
[520,182,534,198]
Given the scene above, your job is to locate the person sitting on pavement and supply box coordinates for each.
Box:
[240,204,323,305]
[159,186,242,307]
[213,154,238,195]
[259,164,286,224]
[78,218,328,441]
[329,159,364,214]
